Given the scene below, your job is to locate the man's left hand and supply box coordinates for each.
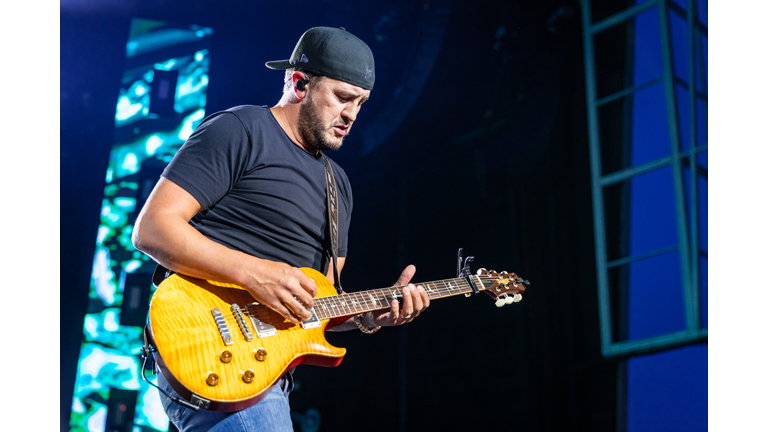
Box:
[370,264,430,327]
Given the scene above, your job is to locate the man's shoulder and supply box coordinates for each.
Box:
[201,105,270,123]
[225,105,270,116]
[195,105,276,138]
[196,105,268,127]
[219,105,280,134]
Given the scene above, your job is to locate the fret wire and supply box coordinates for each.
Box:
[320,297,331,318]
[321,297,331,319]
[378,288,391,308]
[379,289,390,308]
[321,298,331,318]
[315,297,329,319]
[351,292,362,314]
[329,296,340,316]
[347,292,359,314]
[328,296,339,316]
[338,295,350,316]
[354,292,366,315]
[327,297,338,318]
[362,291,373,313]
[366,290,377,311]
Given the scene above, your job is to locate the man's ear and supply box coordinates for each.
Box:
[292,72,309,99]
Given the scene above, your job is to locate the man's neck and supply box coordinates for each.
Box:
[270,105,318,154]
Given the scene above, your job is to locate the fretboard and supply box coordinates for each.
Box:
[312,276,485,320]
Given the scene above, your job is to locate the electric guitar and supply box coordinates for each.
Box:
[146,260,528,412]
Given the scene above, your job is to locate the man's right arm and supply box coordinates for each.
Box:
[132,177,317,324]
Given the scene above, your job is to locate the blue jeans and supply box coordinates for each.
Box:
[157,371,294,431]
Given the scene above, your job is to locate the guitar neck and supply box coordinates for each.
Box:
[312,275,484,320]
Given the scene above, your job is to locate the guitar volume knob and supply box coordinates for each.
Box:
[220,350,233,363]
[242,370,255,384]
[255,347,268,362]
[206,373,219,387]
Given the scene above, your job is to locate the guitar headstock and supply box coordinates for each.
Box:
[476,268,530,307]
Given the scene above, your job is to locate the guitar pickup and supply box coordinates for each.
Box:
[301,307,321,330]
[211,307,234,346]
[231,304,254,341]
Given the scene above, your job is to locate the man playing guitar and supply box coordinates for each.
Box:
[132,26,430,432]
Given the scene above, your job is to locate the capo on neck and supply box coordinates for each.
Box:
[457,248,479,294]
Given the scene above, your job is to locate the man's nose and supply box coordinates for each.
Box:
[342,105,358,123]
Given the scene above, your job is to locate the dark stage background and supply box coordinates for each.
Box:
[61,0,618,430]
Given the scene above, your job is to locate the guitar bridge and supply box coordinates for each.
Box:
[231,304,254,341]
[211,307,234,346]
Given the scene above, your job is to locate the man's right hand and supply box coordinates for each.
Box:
[241,260,318,324]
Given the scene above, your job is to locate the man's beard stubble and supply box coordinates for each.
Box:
[297,97,345,152]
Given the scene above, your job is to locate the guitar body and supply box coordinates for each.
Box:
[148,267,346,412]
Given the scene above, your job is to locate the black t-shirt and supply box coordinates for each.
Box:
[162,105,352,272]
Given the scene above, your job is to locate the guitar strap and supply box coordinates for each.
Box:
[320,153,343,295]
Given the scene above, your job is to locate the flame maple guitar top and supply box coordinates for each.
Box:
[148,267,346,411]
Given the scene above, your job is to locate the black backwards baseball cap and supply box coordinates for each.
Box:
[265,27,375,90]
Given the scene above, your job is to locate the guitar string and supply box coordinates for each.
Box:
[233,276,514,321]
[213,277,513,322]
[222,284,469,322]
[205,281,473,344]
[237,279,475,320]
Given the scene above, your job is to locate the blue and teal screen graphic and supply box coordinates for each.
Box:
[69,18,213,432]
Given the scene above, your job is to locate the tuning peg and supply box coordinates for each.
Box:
[495,297,506,308]
[505,296,515,305]
[476,267,487,276]
[513,294,523,303]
